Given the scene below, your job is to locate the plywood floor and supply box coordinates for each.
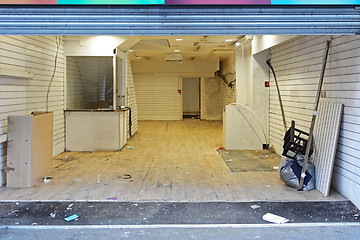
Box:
[0,119,344,202]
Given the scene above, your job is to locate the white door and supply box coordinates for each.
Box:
[182,77,200,116]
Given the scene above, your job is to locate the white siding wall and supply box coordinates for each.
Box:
[224,73,236,105]
[66,56,114,109]
[269,35,360,207]
[134,74,181,120]
[126,59,138,136]
[221,58,237,105]
[66,57,87,109]
[201,77,226,120]
[132,60,223,121]
[0,36,65,186]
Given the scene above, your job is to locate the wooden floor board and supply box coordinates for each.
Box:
[0,119,345,202]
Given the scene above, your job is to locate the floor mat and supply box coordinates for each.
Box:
[217,149,281,172]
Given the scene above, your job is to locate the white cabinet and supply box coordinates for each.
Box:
[7,112,53,188]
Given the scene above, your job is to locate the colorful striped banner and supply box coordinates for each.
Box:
[0,0,359,5]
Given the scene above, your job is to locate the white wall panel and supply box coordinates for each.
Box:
[0,36,65,186]
[269,35,360,207]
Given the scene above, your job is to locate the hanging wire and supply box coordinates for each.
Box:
[46,35,60,112]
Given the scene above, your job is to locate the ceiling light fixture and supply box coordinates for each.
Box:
[225,39,237,42]
[175,38,183,41]
[128,49,134,52]
[174,50,181,52]
[135,56,142,59]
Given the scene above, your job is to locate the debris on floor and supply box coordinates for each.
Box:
[262,213,289,224]
[49,212,56,218]
[250,205,261,210]
[157,181,172,188]
[8,209,19,216]
[64,214,79,222]
[97,174,101,184]
[126,146,134,150]
[66,203,74,211]
[123,174,132,179]
[43,176,53,183]
[61,155,76,162]
[117,174,134,183]
[106,197,118,200]
[217,149,281,172]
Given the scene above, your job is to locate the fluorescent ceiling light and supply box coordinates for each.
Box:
[174,50,181,52]
[135,56,141,59]
[175,38,183,41]
[225,39,237,42]
[128,49,134,52]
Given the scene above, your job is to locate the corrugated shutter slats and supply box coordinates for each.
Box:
[0,6,359,35]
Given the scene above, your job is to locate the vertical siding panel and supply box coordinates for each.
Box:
[126,59,138,137]
[269,35,360,207]
[66,57,86,109]
[0,36,65,186]
[224,73,236,105]
[202,77,226,120]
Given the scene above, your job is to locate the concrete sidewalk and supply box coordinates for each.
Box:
[1,223,360,240]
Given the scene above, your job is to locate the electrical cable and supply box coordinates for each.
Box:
[46,35,60,112]
[266,59,287,132]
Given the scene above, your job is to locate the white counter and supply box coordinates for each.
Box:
[65,110,127,151]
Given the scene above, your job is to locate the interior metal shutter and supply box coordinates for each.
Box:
[0,6,359,35]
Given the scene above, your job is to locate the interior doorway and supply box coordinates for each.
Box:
[182,77,200,119]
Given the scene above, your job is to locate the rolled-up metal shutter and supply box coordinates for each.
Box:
[0,5,359,35]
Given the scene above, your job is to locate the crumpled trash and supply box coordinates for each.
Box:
[122,174,132,179]
[106,197,118,200]
[43,176,53,183]
[66,203,74,211]
[279,154,315,191]
[262,213,289,224]
[64,214,79,222]
[251,205,261,210]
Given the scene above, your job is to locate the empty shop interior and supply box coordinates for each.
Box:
[0,35,359,208]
